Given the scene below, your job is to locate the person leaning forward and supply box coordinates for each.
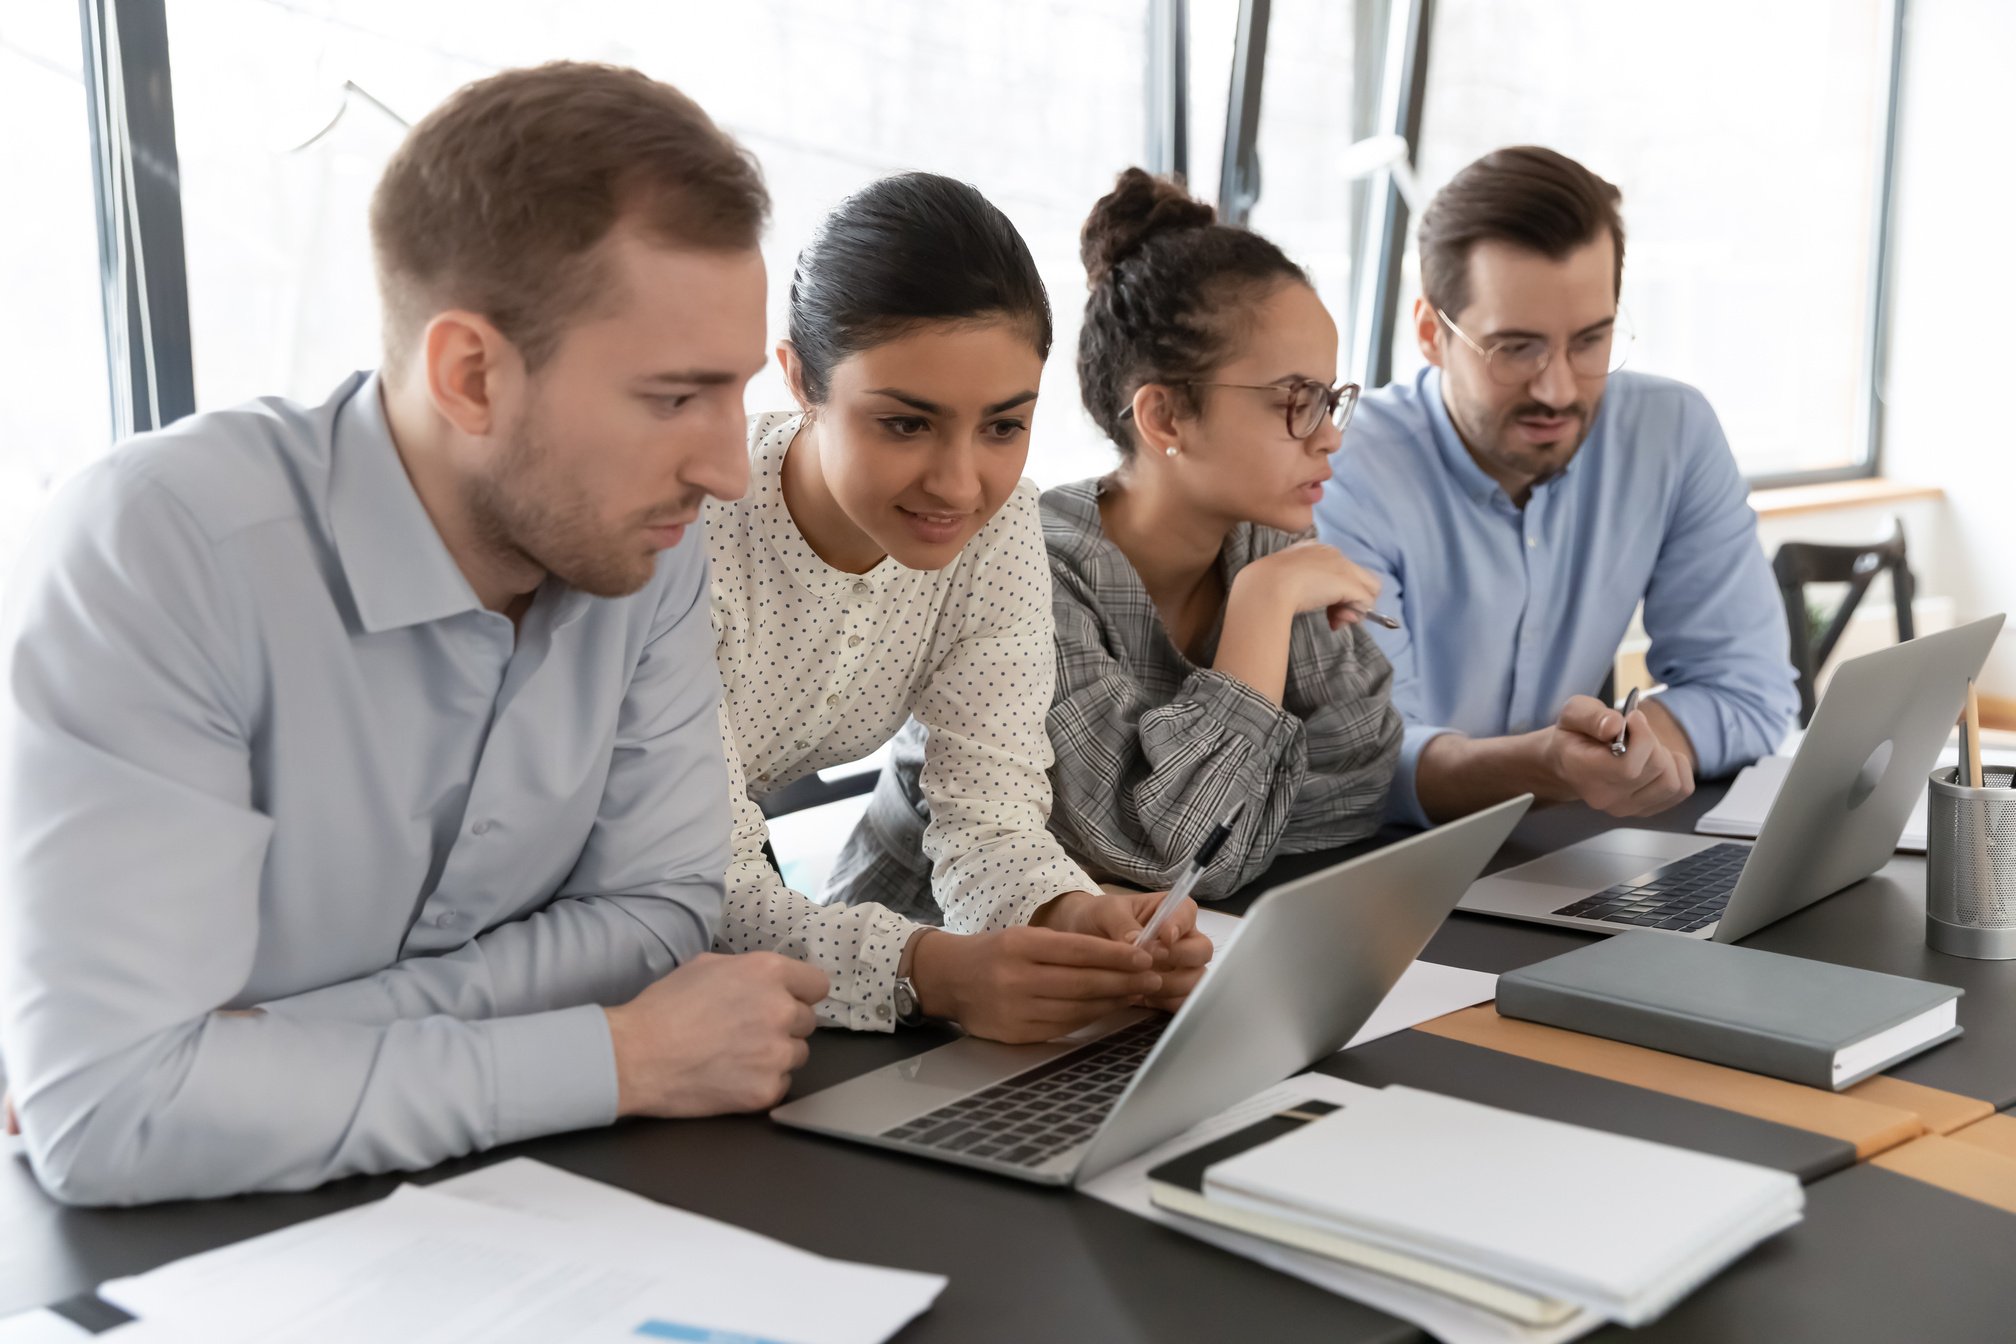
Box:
[0,62,827,1206]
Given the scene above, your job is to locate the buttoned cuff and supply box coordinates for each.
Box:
[486,1004,618,1146]
[1183,669,1302,757]
[1391,722,1464,829]
[820,904,917,1034]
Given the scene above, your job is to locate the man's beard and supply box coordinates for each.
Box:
[466,418,658,600]
[1465,395,1598,490]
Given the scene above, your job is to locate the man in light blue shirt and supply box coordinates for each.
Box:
[0,64,826,1206]
[1317,147,1796,828]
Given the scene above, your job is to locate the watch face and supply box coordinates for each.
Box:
[894,979,919,1020]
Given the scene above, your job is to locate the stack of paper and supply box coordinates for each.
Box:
[1201,1087,1802,1328]
[94,1159,944,1343]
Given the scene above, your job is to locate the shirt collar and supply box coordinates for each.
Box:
[328,373,487,633]
[1420,365,1587,510]
[750,412,906,597]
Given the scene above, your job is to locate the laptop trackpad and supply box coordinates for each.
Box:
[1512,844,1674,890]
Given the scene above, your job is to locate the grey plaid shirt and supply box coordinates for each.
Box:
[829,477,1402,913]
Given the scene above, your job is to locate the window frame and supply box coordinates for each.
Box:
[1214,0,1906,486]
[79,0,1906,487]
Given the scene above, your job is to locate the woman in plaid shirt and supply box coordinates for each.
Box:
[834,169,1401,910]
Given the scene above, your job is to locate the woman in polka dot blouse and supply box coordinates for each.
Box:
[706,173,1212,1044]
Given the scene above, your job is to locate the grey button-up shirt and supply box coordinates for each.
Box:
[0,373,730,1205]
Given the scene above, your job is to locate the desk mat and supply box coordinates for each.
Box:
[1411,1006,1989,1159]
[1949,1111,2016,1162]
[1869,1135,2016,1216]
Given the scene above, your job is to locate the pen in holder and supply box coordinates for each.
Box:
[1925,764,2016,959]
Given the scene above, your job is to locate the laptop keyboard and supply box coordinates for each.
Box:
[878,1017,1170,1169]
[1550,842,1752,933]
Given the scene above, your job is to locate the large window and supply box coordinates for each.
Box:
[161,0,1152,487]
[1393,0,1898,482]
[0,8,112,577]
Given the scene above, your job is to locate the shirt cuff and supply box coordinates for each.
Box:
[485,1004,618,1146]
[821,904,916,1034]
[1184,669,1301,755]
[1646,683,1736,777]
[1390,722,1463,829]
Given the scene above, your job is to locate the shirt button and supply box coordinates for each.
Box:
[852,581,872,597]
[876,1003,892,1020]
[793,739,808,750]
[827,694,841,707]
[847,635,863,648]
[756,772,771,783]
[434,912,460,928]
[470,820,493,836]
[1526,537,1537,549]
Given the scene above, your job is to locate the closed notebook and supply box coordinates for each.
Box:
[1497,934,1962,1091]
[1200,1086,1803,1327]
[1147,1099,1578,1327]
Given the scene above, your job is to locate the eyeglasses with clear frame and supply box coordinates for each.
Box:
[1435,308,1635,387]
[1121,377,1361,441]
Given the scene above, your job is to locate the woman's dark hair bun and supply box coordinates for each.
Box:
[1079,168,1217,287]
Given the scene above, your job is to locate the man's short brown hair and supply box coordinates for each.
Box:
[369,61,768,372]
[1417,146,1624,319]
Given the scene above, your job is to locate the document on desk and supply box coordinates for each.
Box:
[1194,908,1498,1050]
[97,1160,944,1344]
[0,1313,90,1342]
[1080,1074,1603,1344]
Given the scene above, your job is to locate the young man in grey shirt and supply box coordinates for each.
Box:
[0,63,825,1206]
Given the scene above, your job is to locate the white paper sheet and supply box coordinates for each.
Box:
[0,1313,91,1343]
[1079,1073,1601,1344]
[99,1162,944,1344]
[1193,908,1497,1050]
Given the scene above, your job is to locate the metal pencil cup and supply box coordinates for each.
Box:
[1926,765,2016,959]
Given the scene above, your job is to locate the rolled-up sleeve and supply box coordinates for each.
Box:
[0,468,714,1205]
[1640,397,1799,776]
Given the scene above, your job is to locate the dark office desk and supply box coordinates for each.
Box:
[6,781,2015,1343]
[1238,783,2016,1107]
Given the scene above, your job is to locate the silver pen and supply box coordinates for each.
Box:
[1361,609,1401,630]
[1135,802,1246,948]
[1610,686,1642,757]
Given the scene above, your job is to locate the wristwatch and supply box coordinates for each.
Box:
[892,974,927,1028]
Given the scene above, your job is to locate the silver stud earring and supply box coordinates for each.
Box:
[1164,445,1178,458]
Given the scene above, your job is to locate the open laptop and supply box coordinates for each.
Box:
[1459,614,2004,944]
[771,794,1532,1186]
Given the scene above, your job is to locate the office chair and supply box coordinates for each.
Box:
[1773,518,1917,727]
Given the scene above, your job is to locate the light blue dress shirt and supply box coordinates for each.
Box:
[1316,367,1797,828]
[0,373,731,1205]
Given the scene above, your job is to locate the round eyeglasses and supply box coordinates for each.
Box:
[1436,309,1634,387]
[1122,378,1360,440]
